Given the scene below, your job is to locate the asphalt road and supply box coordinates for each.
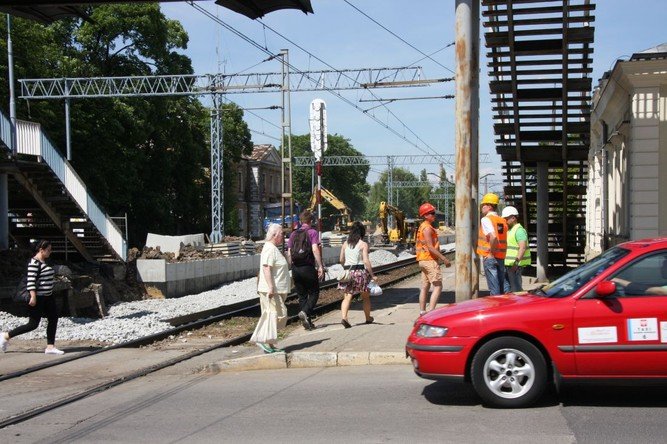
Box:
[1,364,665,443]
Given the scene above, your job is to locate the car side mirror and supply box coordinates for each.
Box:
[595,281,616,298]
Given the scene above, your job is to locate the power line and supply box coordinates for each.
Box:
[254,18,442,158]
[249,128,281,142]
[343,0,455,75]
[407,42,456,68]
[190,2,440,156]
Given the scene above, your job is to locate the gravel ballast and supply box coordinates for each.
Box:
[0,249,409,344]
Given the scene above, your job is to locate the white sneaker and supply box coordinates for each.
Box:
[0,334,8,353]
[45,347,65,355]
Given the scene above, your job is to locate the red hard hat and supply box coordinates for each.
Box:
[419,202,436,217]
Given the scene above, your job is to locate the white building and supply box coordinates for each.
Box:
[586,44,667,259]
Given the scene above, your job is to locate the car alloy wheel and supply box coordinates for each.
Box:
[471,337,547,408]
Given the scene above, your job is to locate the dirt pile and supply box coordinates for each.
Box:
[138,239,257,263]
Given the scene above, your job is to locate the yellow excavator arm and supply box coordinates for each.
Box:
[308,187,352,232]
[379,201,406,242]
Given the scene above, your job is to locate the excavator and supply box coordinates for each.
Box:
[308,187,353,233]
[378,201,418,249]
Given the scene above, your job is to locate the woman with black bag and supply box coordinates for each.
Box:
[0,240,64,355]
[338,221,376,328]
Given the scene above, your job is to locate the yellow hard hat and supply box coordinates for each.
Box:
[481,193,500,206]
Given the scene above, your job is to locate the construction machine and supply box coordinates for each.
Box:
[377,201,418,249]
[308,187,353,233]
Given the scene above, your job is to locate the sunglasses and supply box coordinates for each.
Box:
[425,211,436,216]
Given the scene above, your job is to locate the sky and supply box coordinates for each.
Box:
[160,0,667,188]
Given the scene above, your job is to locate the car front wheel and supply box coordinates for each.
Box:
[471,336,547,408]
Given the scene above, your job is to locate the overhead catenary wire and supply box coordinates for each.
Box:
[343,0,455,75]
[253,18,443,158]
[187,1,443,158]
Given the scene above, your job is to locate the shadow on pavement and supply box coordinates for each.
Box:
[559,384,667,407]
[421,380,480,406]
[284,339,328,352]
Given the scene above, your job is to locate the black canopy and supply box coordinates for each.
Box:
[0,0,313,24]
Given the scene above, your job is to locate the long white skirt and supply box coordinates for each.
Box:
[250,292,287,344]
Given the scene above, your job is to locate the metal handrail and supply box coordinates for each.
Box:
[1,112,127,260]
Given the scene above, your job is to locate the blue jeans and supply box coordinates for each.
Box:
[506,266,523,292]
[483,256,506,295]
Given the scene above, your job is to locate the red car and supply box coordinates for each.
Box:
[406,238,667,407]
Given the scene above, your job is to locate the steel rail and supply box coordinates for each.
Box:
[0,254,433,383]
[0,252,454,429]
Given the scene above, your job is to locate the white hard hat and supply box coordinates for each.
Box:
[501,206,519,218]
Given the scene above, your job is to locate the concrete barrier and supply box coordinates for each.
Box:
[137,246,342,298]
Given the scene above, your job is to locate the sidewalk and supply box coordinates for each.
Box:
[205,266,536,373]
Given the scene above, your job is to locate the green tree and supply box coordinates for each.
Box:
[0,6,250,246]
[364,168,431,222]
[290,134,370,231]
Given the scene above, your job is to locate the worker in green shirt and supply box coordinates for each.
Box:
[501,206,531,292]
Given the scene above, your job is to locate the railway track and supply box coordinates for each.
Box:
[0,251,453,429]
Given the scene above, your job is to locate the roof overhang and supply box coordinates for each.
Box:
[0,0,313,24]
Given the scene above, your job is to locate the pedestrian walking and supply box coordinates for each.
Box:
[287,210,325,330]
[416,202,452,316]
[477,193,508,295]
[0,240,64,355]
[251,224,290,353]
[338,221,377,328]
[502,206,531,292]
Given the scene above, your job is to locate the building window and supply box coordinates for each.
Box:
[239,208,245,233]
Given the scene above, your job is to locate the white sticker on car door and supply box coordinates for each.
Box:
[660,322,667,343]
[578,326,617,344]
[627,318,658,341]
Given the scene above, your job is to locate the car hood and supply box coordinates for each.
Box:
[421,293,538,322]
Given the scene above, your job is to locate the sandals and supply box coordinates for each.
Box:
[342,317,373,327]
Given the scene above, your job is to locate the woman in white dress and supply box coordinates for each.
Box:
[251,224,290,353]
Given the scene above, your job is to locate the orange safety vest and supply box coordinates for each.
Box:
[416,221,440,261]
[476,213,508,259]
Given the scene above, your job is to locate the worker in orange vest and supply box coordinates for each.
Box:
[477,193,508,295]
[416,202,452,316]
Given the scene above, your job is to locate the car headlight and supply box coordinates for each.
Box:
[416,324,448,338]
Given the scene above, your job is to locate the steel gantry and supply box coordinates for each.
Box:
[19,66,433,98]
[17,64,441,242]
[294,153,489,220]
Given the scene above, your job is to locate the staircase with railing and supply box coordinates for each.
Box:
[0,111,126,261]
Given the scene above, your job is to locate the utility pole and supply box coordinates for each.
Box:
[454,0,479,302]
[280,49,294,237]
[1,15,16,249]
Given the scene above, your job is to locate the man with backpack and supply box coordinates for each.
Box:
[288,210,324,330]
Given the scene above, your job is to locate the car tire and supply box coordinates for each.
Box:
[471,336,547,408]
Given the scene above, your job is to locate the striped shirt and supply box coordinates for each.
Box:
[26,258,55,296]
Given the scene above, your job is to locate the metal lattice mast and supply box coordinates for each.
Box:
[210,94,223,243]
[280,49,294,235]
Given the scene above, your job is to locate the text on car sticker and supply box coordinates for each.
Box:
[661,322,667,343]
[578,326,617,344]
[627,318,658,341]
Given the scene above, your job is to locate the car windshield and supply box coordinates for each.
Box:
[530,247,630,298]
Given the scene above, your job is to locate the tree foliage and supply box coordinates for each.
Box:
[0,6,251,246]
[364,167,431,222]
[290,134,370,231]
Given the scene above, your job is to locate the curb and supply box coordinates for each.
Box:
[202,351,410,374]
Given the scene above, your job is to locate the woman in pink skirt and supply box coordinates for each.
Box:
[338,221,376,328]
